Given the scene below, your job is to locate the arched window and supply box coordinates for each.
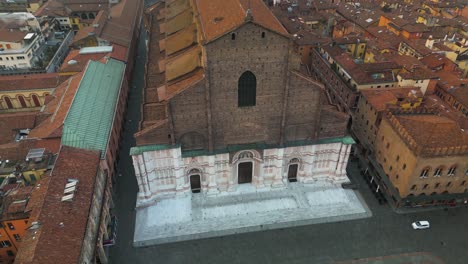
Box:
[420,167,430,178]
[31,94,41,107]
[81,13,88,20]
[238,71,256,107]
[447,166,456,176]
[18,95,27,108]
[433,167,443,177]
[3,96,13,109]
[88,13,95,19]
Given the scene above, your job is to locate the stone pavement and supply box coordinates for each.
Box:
[133,182,372,247]
[336,252,445,264]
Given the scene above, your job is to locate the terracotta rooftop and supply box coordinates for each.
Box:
[194,0,288,43]
[34,0,71,17]
[1,185,35,221]
[14,177,50,264]
[28,73,84,139]
[100,0,143,49]
[398,67,438,81]
[0,73,64,92]
[323,45,400,85]
[420,53,454,70]
[393,113,468,152]
[14,146,100,264]
[0,29,27,43]
[361,87,423,111]
[59,50,109,73]
[0,111,37,145]
[401,39,433,57]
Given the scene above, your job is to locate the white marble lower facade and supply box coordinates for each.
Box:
[132,141,352,207]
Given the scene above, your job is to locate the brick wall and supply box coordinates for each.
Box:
[205,23,290,148]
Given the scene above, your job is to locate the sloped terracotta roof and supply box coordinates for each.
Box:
[14,176,50,264]
[395,114,468,149]
[1,186,34,221]
[0,73,63,92]
[100,0,143,48]
[14,146,100,264]
[33,0,68,17]
[59,50,107,73]
[28,73,84,139]
[194,0,288,43]
[0,111,37,145]
[361,87,423,111]
[0,29,27,42]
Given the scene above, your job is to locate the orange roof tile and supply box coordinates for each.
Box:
[195,0,288,43]
[59,50,108,73]
[28,73,84,139]
[0,111,37,145]
[14,177,50,264]
[361,87,423,111]
[0,73,64,92]
[395,114,468,150]
[14,146,101,264]
[0,29,27,43]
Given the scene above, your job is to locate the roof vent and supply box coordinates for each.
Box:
[68,60,77,65]
[61,179,78,202]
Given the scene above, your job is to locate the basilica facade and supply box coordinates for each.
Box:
[131,0,353,206]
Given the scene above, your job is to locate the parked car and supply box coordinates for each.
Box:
[412,220,430,230]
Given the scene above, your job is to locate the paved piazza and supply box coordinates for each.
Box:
[133,183,371,246]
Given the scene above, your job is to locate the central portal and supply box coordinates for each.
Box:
[238,162,253,184]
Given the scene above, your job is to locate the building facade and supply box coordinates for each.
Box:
[131,0,353,206]
[374,111,468,206]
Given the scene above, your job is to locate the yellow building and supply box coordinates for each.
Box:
[0,185,35,263]
[0,74,62,112]
[375,111,468,207]
[352,87,423,152]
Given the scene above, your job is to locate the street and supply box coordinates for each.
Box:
[108,24,468,264]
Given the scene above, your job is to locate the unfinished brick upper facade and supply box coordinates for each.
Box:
[135,0,334,151]
[132,0,353,204]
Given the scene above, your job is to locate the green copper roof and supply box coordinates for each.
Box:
[62,59,125,159]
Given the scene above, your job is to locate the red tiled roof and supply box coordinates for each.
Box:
[14,177,50,264]
[0,73,64,92]
[110,43,129,62]
[15,146,101,264]
[1,186,35,221]
[100,0,143,48]
[195,0,288,43]
[361,87,423,111]
[395,114,468,150]
[0,111,37,145]
[28,73,83,139]
[0,29,27,43]
[59,50,107,73]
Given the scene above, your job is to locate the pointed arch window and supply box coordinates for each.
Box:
[238,71,256,107]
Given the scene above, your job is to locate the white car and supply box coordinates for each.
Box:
[412,220,430,230]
